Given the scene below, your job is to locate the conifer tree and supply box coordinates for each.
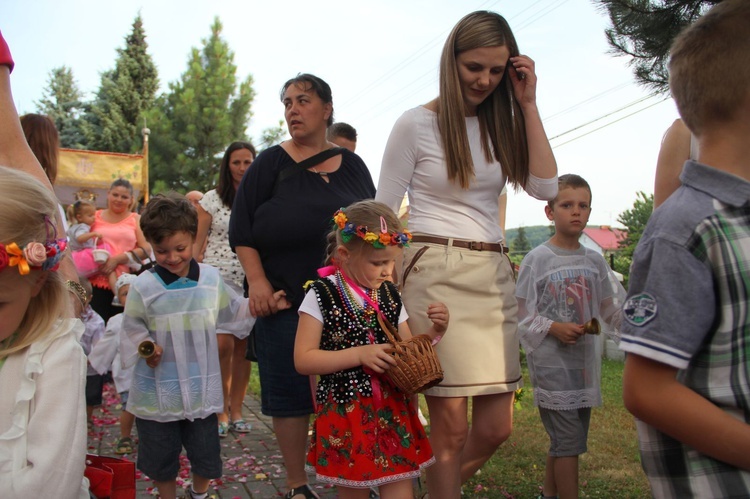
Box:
[148,17,255,192]
[36,66,87,149]
[83,14,159,153]
[595,0,717,93]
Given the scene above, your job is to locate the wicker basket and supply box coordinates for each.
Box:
[377,314,444,397]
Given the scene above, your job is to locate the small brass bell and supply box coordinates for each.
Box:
[138,340,156,358]
[583,318,601,335]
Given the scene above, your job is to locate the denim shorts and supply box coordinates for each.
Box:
[119,390,129,405]
[135,415,222,481]
[86,374,104,406]
[539,407,591,457]
[255,309,314,417]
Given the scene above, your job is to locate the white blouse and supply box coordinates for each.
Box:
[0,319,89,498]
[377,106,558,242]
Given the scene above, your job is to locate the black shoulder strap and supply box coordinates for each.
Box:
[273,147,346,194]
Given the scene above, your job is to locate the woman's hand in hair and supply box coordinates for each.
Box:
[509,55,538,108]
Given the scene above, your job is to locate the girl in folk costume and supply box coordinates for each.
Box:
[294,200,449,499]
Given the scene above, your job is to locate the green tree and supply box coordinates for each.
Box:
[614,191,654,285]
[510,226,532,265]
[258,120,287,151]
[83,14,159,153]
[595,0,716,93]
[35,66,88,149]
[148,17,255,192]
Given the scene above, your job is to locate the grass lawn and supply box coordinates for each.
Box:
[444,358,650,498]
[249,358,650,498]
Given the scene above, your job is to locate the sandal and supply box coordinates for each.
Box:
[218,421,229,438]
[114,436,134,455]
[230,419,252,433]
[284,484,320,499]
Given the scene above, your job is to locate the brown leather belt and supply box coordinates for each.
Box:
[411,235,508,253]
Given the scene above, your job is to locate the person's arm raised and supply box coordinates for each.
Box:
[509,55,557,182]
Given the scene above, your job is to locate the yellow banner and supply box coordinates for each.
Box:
[55,148,147,208]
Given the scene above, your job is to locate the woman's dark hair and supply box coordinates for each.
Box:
[217,141,256,208]
[20,114,60,184]
[279,73,335,127]
[110,178,134,195]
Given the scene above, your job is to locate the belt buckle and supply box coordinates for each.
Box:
[469,241,482,251]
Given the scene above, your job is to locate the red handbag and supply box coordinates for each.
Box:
[85,454,136,499]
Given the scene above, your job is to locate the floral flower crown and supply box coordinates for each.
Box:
[0,217,68,275]
[333,209,412,249]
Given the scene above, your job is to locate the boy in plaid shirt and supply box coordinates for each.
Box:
[620,1,750,497]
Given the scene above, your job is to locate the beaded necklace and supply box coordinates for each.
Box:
[335,270,377,330]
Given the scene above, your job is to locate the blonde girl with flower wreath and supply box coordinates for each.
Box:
[294,200,449,499]
[0,166,89,498]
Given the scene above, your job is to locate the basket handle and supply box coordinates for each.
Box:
[377,311,403,346]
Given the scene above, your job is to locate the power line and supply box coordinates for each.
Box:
[551,95,670,148]
[543,82,632,122]
[549,92,660,141]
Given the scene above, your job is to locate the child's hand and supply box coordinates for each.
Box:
[359,344,396,374]
[549,322,584,345]
[92,232,103,239]
[272,289,292,311]
[427,302,449,334]
[146,344,163,368]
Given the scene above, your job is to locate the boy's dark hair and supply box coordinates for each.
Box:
[139,194,198,244]
[548,174,592,208]
[280,73,334,127]
[327,122,357,142]
[669,0,750,136]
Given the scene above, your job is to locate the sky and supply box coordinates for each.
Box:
[3,0,679,232]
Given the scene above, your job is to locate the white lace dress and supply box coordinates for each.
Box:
[516,242,625,410]
[121,264,254,422]
[200,189,245,288]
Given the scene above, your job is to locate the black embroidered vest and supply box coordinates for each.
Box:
[309,277,402,405]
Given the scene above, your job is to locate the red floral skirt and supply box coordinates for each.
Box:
[305,384,434,488]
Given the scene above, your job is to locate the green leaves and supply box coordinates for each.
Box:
[595,0,717,93]
[148,17,255,193]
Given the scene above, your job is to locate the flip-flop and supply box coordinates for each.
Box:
[230,419,252,433]
[218,421,229,438]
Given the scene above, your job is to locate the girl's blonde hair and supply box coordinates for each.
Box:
[66,199,96,225]
[438,10,529,190]
[323,200,403,265]
[0,166,69,360]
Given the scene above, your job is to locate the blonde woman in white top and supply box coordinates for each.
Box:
[376,11,557,498]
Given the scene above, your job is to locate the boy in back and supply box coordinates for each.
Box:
[620,1,750,497]
[516,174,625,499]
[122,195,252,499]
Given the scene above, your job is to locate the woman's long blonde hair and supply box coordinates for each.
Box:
[438,10,529,190]
[0,166,69,360]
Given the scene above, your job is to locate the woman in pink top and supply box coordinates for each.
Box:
[90,178,150,322]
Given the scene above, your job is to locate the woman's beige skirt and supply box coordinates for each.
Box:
[400,239,521,397]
